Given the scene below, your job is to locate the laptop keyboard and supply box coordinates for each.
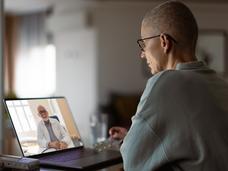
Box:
[39,149,97,162]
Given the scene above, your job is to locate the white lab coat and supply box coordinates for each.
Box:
[37,118,74,149]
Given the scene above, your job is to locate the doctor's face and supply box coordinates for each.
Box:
[37,106,49,121]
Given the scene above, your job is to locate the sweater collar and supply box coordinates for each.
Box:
[176,61,206,70]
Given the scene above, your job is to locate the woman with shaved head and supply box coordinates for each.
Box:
[109,1,228,170]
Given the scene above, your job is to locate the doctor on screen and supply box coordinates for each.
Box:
[36,105,74,151]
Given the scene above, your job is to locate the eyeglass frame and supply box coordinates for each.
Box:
[38,109,47,114]
[137,33,178,52]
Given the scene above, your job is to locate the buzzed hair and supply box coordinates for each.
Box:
[142,0,198,51]
[37,105,46,112]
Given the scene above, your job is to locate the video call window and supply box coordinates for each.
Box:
[6,98,82,156]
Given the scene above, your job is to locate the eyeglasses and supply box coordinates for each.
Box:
[39,110,47,114]
[137,34,178,52]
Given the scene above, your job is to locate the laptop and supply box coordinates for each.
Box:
[3,97,122,170]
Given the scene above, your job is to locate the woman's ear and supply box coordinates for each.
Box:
[160,34,172,54]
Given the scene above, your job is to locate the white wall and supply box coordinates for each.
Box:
[47,10,98,146]
[48,1,228,145]
[0,0,3,152]
[54,29,97,146]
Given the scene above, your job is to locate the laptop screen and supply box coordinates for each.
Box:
[4,97,83,157]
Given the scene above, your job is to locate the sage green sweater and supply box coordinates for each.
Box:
[121,61,228,171]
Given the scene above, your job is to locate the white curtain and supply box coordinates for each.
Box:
[0,0,4,152]
[15,12,56,97]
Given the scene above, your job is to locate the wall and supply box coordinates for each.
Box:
[47,1,228,146]
[93,2,228,105]
[0,0,3,152]
[190,3,228,78]
[47,7,98,145]
[93,4,149,105]
[57,98,80,138]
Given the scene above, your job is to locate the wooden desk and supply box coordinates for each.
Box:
[37,148,122,171]
[0,164,123,171]
[40,164,123,171]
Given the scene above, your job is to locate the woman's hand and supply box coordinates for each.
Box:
[109,127,128,141]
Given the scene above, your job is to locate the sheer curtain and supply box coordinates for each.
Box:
[4,14,18,97]
[0,0,3,153]
[15,12,56,97]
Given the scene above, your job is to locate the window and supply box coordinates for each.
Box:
[6,100,37,133]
